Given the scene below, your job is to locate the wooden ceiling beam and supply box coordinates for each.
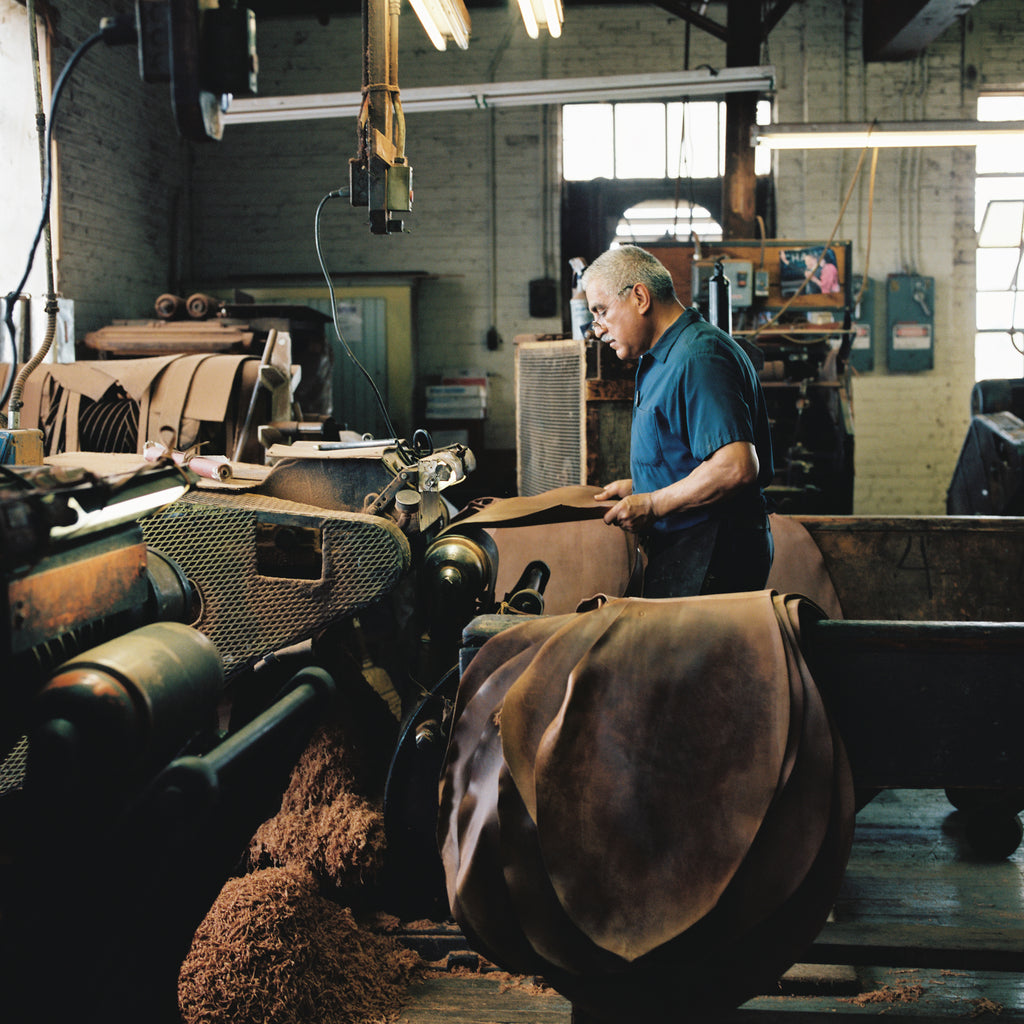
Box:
[652,1,728,42]
[863,0,982,61]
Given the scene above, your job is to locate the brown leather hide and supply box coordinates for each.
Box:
[438,591,854,1021]
[447,490,841,619]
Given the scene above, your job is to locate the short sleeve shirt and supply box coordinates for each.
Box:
[630,308,774,536]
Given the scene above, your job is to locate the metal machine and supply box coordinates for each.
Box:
[0,433,478,1023]
[948,378,1024,515]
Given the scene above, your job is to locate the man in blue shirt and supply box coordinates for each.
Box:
[584,245,774,598]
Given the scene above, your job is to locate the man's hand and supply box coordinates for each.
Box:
[595,479,654,532]
[604,493,656,533]
[593,478,634,502]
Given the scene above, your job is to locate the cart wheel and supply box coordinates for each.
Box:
[964,808,1024,860]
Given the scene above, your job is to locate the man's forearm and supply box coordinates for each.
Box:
[649,442,759,519]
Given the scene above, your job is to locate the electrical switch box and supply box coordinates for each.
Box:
[849,275,876,372]
[886,273,935,372]
[691,260,754,309]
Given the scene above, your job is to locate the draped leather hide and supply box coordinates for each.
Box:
[438,591,854,1022]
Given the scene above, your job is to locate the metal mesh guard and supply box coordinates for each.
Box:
[517,339,584,496]
[141,490,411,677]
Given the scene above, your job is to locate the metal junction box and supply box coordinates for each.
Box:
[886,273,935,372]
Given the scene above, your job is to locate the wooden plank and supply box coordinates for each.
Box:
[812,922,1024,971]
[395,974,571,1023]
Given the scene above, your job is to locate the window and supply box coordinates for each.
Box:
[562,99,771,182]
[615,199,723,245]
[974,94,1024,381]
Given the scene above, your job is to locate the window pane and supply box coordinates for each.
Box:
[754,99,771,176]
[977,135,1024,174]
[683,101,722,178]
[615,103,666,178]
[667,102,685,177]
[2,0,51,328]
[977,248,1024,291]
[975,95,1024,381]
[562,99,762,182]
[976,332,1024,381]
[617,199,722,243]
[562,104,613,181]
[978,200,1024,247]
[976,291,1024,330]
[978,95,1024,120]
[717,100,727,173]
[975,181,1024,232]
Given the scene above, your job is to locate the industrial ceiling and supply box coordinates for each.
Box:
[242,0,983,62]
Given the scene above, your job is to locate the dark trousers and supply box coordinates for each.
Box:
[642,515,773,599]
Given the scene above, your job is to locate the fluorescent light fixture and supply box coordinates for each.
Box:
[222,65,775,126]
[753,120,1024,150]
[408,0,471,50]
[517,0,563,38]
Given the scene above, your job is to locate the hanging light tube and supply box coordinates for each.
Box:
[517,0,563,39]
[408,0,471,51]
[753,120,1024,150]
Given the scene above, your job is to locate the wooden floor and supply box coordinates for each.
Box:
[396,790,1024,1023]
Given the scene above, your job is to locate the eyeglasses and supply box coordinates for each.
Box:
[590,285,634,328]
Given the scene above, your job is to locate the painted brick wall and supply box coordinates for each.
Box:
[771,0,1018,513]
[47,0,187,335]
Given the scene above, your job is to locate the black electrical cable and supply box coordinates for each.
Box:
[2,20,126,412]
[314,188,428,464]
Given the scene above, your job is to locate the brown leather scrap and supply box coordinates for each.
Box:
[442,486,639,615]
[447,485,613,528]
[766,513,844,619]
[438,591,854,1020]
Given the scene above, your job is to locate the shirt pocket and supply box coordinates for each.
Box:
[631,403,665,469]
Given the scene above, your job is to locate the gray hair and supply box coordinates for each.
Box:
[581,245,677,304]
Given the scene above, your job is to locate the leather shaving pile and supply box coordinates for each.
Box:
[248,724,387,886]
[178,867,419,1024]
[179,722,409,1023]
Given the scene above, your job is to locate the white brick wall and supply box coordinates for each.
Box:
[38,0,1024,509]
[771,0,1017,513]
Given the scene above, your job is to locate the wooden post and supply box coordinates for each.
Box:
[722,0,761,240]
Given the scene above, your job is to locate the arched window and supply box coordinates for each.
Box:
[614,199,722,246]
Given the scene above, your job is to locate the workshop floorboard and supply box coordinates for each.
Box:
[395,790,1024,1023]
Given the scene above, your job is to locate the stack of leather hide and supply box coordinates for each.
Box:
[439,590,853,1022]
